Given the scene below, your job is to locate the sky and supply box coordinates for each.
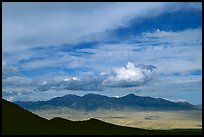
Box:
[2,2,202,104]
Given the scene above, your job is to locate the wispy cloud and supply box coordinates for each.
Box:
[3,2,201,63]
[2,28,202,101]
[2,60,21,78]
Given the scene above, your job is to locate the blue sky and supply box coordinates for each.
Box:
[2,2,202,104]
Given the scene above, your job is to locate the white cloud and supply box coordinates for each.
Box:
[162,98,187,103]
[3,2,201,65]
[37,75,104,91]
[2,62,156,102]
[132,28,202,75]
[2,2,201,72]
[75,27,201,75]
[2,3,202,103]
[2,60,21,78]
[3,28,200,91]
[103,62,156,87]
[2,76,36,102]
[140,28,202,45]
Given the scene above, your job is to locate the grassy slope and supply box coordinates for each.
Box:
[2,99,202,135]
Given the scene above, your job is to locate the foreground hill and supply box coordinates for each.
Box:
[2,99,201,135]
[15,93,196,111]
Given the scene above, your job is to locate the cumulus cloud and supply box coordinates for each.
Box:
[37,75,104,91]
[103,62,156,87]
[2,62,156,101]
[30,62,156,92]
[2,76,37,102]
[63,76,104,91]
[2,74,104,101]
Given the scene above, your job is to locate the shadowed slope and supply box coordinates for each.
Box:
[2,99,48,134]
[2,99,202,135]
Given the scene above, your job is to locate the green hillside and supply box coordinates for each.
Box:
[2,99,202,135]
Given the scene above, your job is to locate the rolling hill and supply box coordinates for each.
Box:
[2,99,202,135]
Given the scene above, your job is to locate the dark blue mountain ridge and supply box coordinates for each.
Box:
[14,93,197,111]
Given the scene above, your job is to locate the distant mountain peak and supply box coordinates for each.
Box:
[83,93,99,97]
[122,93,138,98]
[83,93,106,97]
[126,93,137,97]
[15,93,196,111]
[53,94,80,99]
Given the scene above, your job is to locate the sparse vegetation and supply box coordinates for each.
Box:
[32,108,202,130]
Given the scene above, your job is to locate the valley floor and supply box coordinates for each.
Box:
[31,108,202,130]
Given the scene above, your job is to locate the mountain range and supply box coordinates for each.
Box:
[14,93,197,111]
